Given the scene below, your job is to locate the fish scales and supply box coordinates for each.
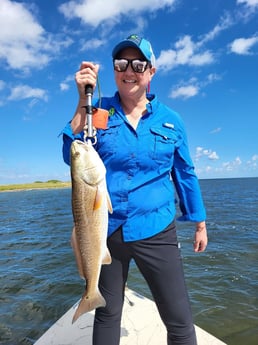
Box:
[70,139,112,323]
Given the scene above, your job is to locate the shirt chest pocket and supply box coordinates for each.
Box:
[150,127,179,163]
[97,120,123,158]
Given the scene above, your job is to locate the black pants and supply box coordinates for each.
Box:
[93,221,197,345]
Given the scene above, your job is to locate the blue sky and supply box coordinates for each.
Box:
[0,0,258,184]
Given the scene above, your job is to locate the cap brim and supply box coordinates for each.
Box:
[112,41,142,58]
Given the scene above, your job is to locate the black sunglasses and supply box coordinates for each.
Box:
[113,58,150,73]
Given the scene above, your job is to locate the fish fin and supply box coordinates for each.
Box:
[93,187,103,210]
[71,226,84,278]
[72,290,106,324]
[106,191,113,214]
[102,247,112,265]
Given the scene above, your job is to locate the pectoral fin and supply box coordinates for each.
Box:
[106,191,113,214]
[93,186,103,210]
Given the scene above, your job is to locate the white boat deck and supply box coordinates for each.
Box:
[34,289,226,345]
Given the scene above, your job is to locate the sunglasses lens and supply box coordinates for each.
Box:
[114,59,128,72]
[113,59,149,73]
[131,60,148,73]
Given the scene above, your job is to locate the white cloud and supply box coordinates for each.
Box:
[80,38,106,51]
[190,51,214,66]
[170,73,221,100]
[247,154,258,168]
[156,5,258,73]
[170,85,199,99]
[155,49,177,70]
[7,85,48,102]
[195,147,219,161]
[208,151,219,160]
[237,0,258,7]
[222,157,242,171]
[59,0,176,27]
[236,0,258,21]
[207,73,222,83]
[156,12,236,73]
[0,0,72,71]
[230,36,258,54]
[210,127,222,134]
[156,35,214,72]
[60,83,69,92]
[234,157,242,165]
[196,153,258,179]
[60,75,74,91]
[200,13,234,44]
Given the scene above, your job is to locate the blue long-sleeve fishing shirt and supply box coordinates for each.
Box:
[62,92,206,242]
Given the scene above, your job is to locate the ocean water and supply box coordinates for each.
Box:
[0,178,257,345]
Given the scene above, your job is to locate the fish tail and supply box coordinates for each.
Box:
[72,290,106,324]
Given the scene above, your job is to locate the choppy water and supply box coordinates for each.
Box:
[0,178,257,345]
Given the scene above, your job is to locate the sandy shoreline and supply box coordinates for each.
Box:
[0,182,71,192]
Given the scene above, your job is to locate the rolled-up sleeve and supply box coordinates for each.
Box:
[171,120,206,222]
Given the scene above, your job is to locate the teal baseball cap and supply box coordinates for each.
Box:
[112,34,156,67]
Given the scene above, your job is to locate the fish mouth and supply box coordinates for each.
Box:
[74,139,87,145]
[71,140,91,156]
[73,139,90,149]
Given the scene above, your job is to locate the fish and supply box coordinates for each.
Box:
[70,139,113,323]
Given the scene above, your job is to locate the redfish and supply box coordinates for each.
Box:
[70,140,112,323]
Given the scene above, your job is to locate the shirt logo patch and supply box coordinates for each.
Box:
[109,107,115,117]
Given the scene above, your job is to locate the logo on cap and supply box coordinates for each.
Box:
[127,34,142,45]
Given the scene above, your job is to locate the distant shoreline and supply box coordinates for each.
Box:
[1,176,257,192]
[0,181,71,192]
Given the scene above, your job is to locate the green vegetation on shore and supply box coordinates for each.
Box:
[0,180,71,192]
